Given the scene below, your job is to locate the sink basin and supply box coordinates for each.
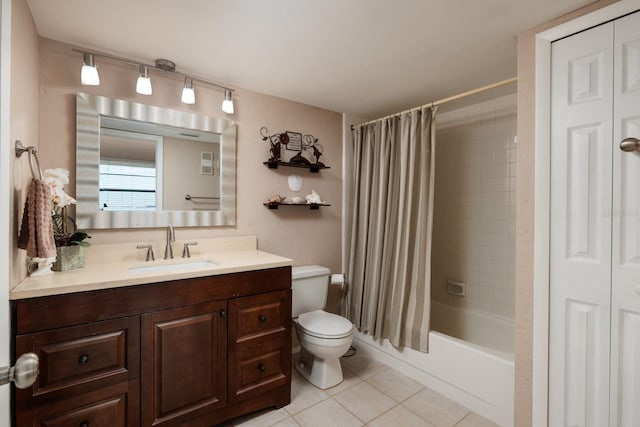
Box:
[129,260,218,274]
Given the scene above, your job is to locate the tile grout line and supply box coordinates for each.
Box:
[331,375,421,426]
[284,392,331,417]
[401,398,441,426]
[272,415,301,427]
[452,409,473,426]
[299,392,331,416]
[327,366,363,396]
[361,399,402,426]
[329,395,370,426]
[364,376,425,404]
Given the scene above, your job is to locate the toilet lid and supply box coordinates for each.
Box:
[297,310,353,339]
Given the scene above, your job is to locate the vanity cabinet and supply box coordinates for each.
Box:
[12,267,292,427]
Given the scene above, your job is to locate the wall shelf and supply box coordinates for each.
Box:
[263,161,330,173]
[264,202,330,210]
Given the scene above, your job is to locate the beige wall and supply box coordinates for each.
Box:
[432,93,517,320]
[515,1,620,425]
[11,36,342,287]
[10,0,39,286]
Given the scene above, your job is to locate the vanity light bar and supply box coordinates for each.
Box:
[74,48,234,113]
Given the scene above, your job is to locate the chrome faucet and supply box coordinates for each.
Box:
[164,225,175,259]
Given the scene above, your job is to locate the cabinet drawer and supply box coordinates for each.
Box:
[40,394,125,427]
[229,338,290,402]
[15,317,139,402]
[17,380,139,427]
[229,290,291,349]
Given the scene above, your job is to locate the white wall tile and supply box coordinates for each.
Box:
[431,93,516,320]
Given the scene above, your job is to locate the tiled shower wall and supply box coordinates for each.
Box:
[431,93,517,320]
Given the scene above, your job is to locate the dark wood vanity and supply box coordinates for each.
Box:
[11,266,292,426]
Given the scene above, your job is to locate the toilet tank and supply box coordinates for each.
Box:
[291,265,331,317]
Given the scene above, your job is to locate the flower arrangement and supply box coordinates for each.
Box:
[43,168,91,247]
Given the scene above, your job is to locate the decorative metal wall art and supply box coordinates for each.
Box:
[260,127,329,172]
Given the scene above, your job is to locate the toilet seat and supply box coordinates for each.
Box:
[297,310,353,339]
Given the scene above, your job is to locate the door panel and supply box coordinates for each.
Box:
[618,117,640,264]
[550,21,614,427]
[611,10,640,427]
[141,301,227,427]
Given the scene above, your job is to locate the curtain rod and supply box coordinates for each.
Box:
[351,77,517,129]
[72,48,234,93]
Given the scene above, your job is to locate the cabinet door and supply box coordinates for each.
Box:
[141,301,227,427]
[550,21,614,427]
[611,10,640,427]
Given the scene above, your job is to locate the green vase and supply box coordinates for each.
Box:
[52,246,86,271]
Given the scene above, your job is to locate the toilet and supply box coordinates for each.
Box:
[292,265,353,389]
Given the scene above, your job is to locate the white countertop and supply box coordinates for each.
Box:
[11,236,293,300]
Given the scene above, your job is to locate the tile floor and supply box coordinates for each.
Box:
[220,352,499,427]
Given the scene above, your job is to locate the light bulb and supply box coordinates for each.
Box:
[222,89,234,114]
[181,78,195,104]
[80,53,100,86]
[136,65,152,95]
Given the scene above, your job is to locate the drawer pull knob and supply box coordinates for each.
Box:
[259,315,267,322]
[80,422,89,427]
[258,363,266,372]
[78,354,89,366]
[219,309,227,318]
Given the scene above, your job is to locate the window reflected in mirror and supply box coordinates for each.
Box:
[99,129,160,211]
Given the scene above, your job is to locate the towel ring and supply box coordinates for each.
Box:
[15,140,43,180]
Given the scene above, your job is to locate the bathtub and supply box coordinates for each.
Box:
[430,300,515,360]
[352,301,514,426]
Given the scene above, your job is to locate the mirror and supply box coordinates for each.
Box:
[76,92,236,229]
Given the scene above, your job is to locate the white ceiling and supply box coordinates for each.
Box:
[26,0,592,118]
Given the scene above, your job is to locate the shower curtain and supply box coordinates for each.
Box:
[347,107,436,352]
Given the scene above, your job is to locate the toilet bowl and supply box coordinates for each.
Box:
[292,266,353,389]
[294,309,353,389]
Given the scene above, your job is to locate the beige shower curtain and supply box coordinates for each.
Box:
[347,107,436,352]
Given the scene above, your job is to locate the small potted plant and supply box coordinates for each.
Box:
[44,169,91,271]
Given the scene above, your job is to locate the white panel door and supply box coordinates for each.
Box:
[611,10,640,427]
[549,22,614,427]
